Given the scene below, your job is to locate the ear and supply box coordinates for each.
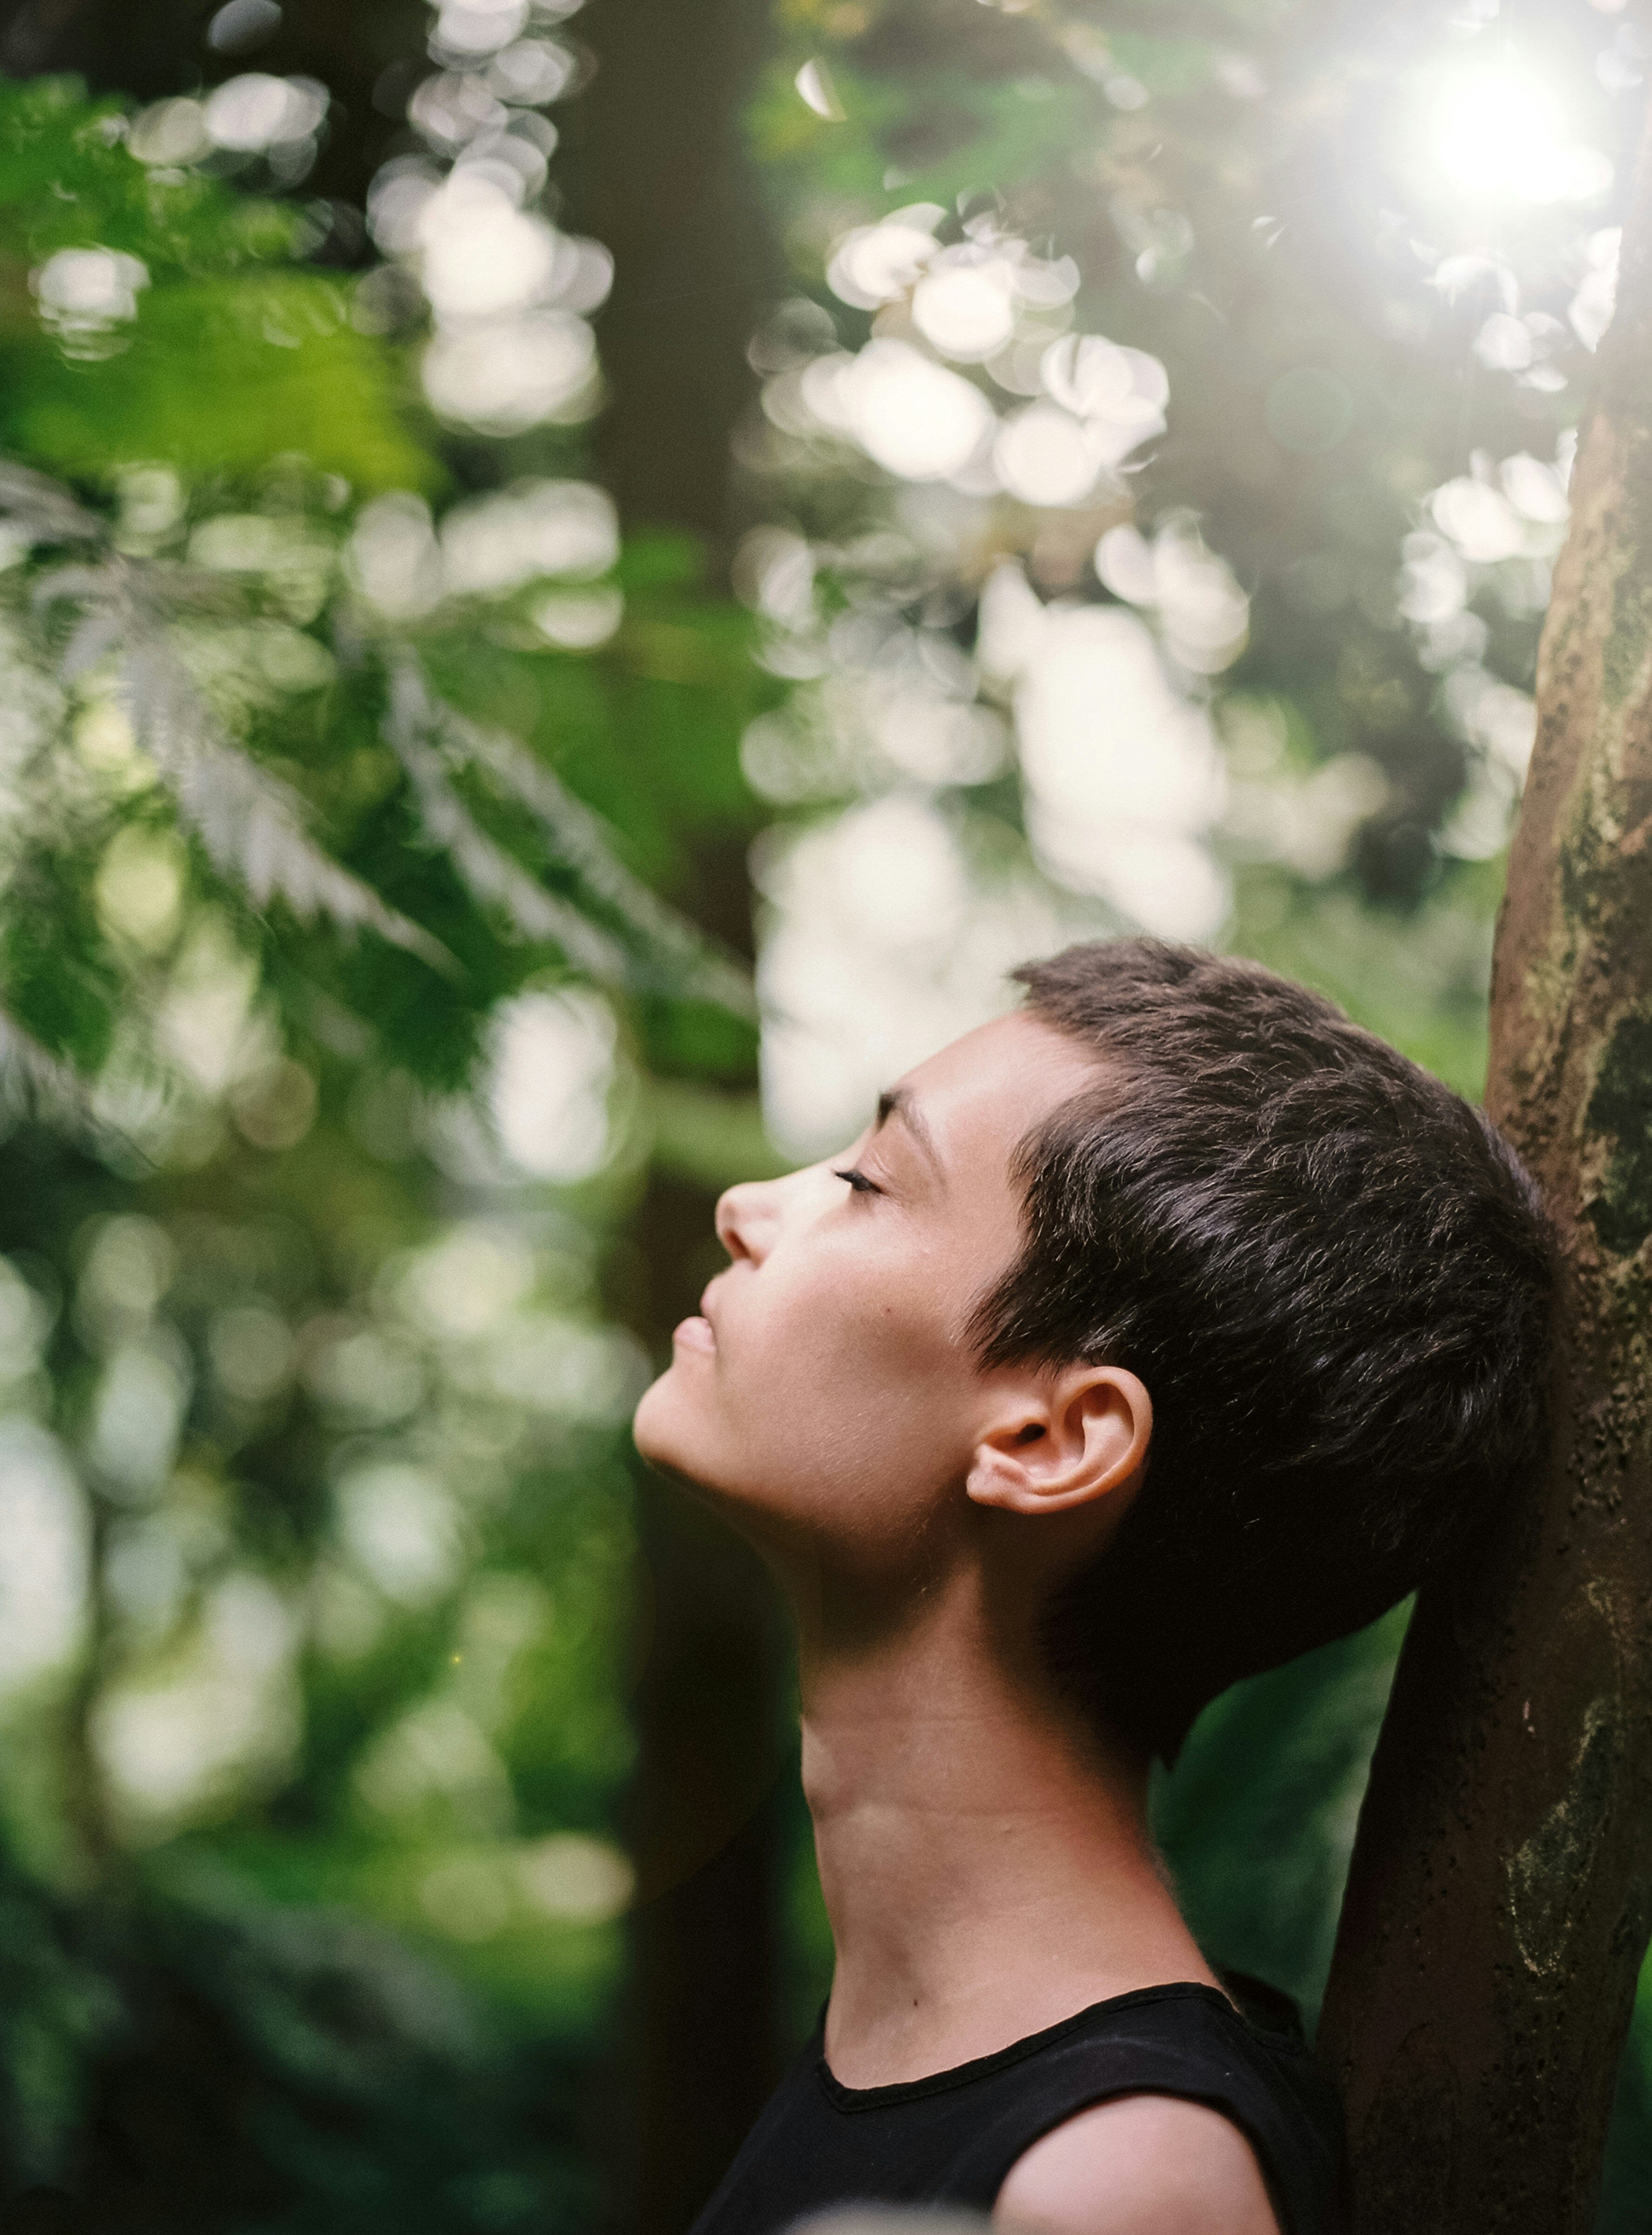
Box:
[964,1366,1151,1519]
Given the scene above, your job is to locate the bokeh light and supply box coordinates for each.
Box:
[0,0,1647,2214]
[1414,57,1613,208]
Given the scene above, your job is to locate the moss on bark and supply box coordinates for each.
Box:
[1319,98,1652,2235]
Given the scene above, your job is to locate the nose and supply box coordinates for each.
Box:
[715,1177,783,1266]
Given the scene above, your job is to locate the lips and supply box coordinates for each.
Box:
[671,1278,723,1356]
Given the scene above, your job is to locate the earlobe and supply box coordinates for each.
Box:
[965,1367,1151,1518]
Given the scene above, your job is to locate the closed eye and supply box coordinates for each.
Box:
[832,1166,882,1196]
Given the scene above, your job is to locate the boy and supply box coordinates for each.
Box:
[634,939,1551,2235]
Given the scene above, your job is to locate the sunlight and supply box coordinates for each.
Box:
[1419,59,1611,206]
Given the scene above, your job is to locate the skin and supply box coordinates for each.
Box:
[633,1010,1281,2235]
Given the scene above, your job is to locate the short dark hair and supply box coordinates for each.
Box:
[971,937,1552,1764]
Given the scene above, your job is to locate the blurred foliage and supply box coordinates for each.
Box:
[1153,1612,1411,2026]
[733,0,1623,1145]
[0,39,773,2232]
[0,77,425,488]
[0,0,1648,2227]
[733,0,1652,2219]
[0,1846,598,2235]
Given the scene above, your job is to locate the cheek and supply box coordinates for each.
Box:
[669,1255,978,1540]
[729,1253,933,1416]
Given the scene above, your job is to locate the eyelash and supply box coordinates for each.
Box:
[832,1166,882,1196]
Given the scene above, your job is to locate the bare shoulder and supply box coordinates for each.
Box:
[994,2092,1282,2235]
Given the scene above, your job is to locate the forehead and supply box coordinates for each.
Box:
[896,1012,1102,1181]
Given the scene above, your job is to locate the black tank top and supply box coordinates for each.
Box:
[687,1977,1345,2235]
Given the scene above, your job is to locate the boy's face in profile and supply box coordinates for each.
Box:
[633,1011,1103,1577]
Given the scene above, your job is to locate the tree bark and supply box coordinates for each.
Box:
[1318,99,1652,2235]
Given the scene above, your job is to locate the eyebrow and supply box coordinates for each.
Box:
[874,1086,943,1182]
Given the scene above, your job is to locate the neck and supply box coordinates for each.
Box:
[793,1558,1220,2088]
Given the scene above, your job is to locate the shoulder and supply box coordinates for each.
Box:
[994,2092,1283,2235]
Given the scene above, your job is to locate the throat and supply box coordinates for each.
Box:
[798,1617,1220,2091]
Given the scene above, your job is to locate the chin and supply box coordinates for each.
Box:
[633,1368,723,1494]
[633,1375,795,1557]
[632,1368,683,1470]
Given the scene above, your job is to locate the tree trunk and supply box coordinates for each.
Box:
[1318,99,1652,2235]
[568,9,786,2231]
[575,0,775,564]
[613,1172,789,2235]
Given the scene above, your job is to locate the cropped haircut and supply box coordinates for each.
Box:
[970,938,1553,1765]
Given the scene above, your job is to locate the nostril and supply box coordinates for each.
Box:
[716,1176,783,1267]
[714,1184,754,1264]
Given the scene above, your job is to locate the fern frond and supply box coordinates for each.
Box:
[386,659,629,979]
[465,722,755,1017]
[59,606,126,683]
[0,1001,117,1148]
[33,564,118,612]
[0,464,103,547]
[120,639,450,970]
[31,555,450,972]
[390,657,756,1017]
